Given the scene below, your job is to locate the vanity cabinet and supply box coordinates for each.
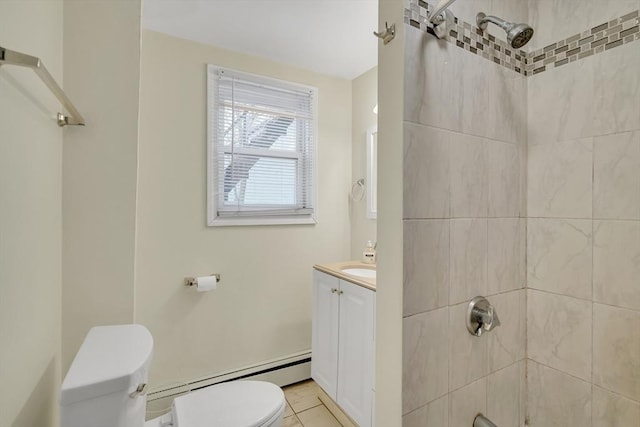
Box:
[311,270,340,398]
[312,269,375,427]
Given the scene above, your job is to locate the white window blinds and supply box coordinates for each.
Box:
[207,66,317,225]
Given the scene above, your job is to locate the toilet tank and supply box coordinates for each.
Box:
[60,324,154,427]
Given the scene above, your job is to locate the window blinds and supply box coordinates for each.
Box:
[208,66,317,220]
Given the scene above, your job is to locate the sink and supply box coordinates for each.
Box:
[341,268,376,279]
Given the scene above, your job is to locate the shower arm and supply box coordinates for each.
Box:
[477,14,510,32]
[428,0,457,23]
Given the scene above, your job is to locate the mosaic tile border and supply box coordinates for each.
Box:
[527,10,640,75]
[404,0,529,76]
[404,0,640,77]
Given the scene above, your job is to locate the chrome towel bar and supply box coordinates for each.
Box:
[0,45,85,127]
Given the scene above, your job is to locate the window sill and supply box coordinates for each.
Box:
[207,215,317,227]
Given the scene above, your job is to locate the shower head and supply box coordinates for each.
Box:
[476,12,534,49]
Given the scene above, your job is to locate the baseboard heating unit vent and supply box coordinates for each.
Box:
[147,350,311,404]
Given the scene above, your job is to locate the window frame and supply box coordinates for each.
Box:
[206,65,318,227]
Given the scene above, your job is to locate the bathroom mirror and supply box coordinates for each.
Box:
[366,126,377,219]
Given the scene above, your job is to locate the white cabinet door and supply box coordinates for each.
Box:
[336,280,375,427]
[311,270,340,400]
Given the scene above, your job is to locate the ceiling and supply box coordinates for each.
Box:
[142,0,379,80]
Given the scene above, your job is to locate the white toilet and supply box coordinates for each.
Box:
[60,324,285,427]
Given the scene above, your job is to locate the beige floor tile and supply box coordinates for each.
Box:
[283,380,322,413]
[296,405,342,427]
[283,415,303,427]
[317,387,357,427]
[284,401,294,418]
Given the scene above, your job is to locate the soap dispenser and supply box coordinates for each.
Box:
[363,240,376,264]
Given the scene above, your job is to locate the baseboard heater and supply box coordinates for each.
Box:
[147,350,311,403]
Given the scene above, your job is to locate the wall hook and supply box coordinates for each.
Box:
[373,22,396,45]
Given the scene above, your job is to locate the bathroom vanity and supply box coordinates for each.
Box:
[312,263,376,427]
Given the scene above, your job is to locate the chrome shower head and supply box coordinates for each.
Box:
[507,23,535,49]
[476,12,534,49]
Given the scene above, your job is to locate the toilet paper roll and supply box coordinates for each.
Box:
[196,276,217,292]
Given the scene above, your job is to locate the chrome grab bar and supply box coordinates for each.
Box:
[0,45,85,127]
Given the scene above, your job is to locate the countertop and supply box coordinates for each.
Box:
[313,261,376,291]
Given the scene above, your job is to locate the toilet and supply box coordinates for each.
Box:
[60,324,285,427]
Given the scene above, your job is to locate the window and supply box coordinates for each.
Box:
[207,66,317,226]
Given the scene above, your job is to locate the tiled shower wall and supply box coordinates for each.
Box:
[526,0,640,425]
[401,0,528,424]
[401,0,640,426]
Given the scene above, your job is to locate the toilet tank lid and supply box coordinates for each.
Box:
[60,324,153,406]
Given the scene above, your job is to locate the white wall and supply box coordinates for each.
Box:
[0,2,63,425]
[350,67,378,260]
[61,0,142,372]
[136,30,352,386]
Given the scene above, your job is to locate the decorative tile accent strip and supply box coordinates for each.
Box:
[404,0,528,75]
[404,0,640,77]
[527,10,640,74]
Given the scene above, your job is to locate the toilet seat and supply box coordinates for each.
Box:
[171,381,285,427]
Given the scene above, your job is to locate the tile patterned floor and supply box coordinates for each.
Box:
[282,380,343,427]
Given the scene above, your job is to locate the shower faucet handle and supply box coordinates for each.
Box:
[482,304,501,332]
[466,296,501,337]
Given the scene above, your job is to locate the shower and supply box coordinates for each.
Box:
[426,0,535,48]
[476,12,534,48]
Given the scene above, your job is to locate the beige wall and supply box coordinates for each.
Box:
[61,0,142,372]
[0,2,63,426]
[401,0,528,425]
[375,0,405,425]
[526,1,640,425]
[350,66,378,260]
[136,30,352,386]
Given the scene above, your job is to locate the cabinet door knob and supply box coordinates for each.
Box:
[331,288,338,293]
[338,290,344,295]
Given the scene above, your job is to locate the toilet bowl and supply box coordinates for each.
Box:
[145,381,285,427]
[60,324,285,427]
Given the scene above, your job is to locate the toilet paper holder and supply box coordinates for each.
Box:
[184,274,221,287]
